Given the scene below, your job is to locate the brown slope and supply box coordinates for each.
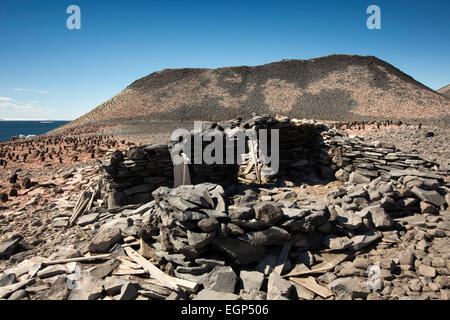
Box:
[437,84,450,98]
[65,54,449,129]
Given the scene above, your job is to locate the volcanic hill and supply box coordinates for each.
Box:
[64,55,449,131]
[437,84,450,98]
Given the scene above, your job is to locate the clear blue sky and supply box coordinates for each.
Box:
[1,0,449,120]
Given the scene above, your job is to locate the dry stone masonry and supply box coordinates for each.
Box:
[0,114,449,300]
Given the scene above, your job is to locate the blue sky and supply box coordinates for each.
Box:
[0,0,449,120]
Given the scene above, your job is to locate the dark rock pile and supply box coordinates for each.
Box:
[101,144,174,208]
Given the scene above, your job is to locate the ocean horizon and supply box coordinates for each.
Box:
[0,120,70,142]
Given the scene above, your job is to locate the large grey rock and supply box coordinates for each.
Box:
[104,276,129,296]
[228,206,254,220]
[77,213,100,226]
[397,250,415,266]
[418,265,436,278]
[328,277,370,299]
[0,235,23,259]
[8,289,26,300]
[390,169,442,180]
[364,206,393,228]
[53,217,69,228]
[349,230,382,250]
[281,208,309,219]
[254,203,284,225]
[211,237,266,265]
[349,172,371,184]
[37,265,67,279]
[48,247,81,261]
[322,235,352,250]
[0,273,16,287]
[166,196,198,211]
[117,282,138,300]
[88,228,122,253]
[240,270,264,292]
[411,187,445,207]
[187,230,215,249]
[197,218,219,232]
[267,272,294,300]
[68,276,104,300]
[46,275,70,300]
[84,259,120,279]
[202,266,237,293]
[335,209,363,230]
[288,210,327,232]
[237,226,290,246]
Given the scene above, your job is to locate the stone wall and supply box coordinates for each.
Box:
[321,129,439,184]
[99,114,443,210]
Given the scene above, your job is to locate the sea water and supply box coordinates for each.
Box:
[0,120,69,142]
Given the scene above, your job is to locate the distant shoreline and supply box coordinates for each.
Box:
[0,120,70,142]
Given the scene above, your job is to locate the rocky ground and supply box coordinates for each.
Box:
[344,123,450,170]
[0,118,449,300]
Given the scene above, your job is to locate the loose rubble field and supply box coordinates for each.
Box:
[0,115,449,301]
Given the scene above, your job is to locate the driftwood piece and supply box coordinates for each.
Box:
[43,253,112,266]
[289,276,334,298]
[124,247,198,292]
[124,247,179,291]
[117,257,142,270]
[73,180,95,212]
[68,197,90,226]
[69,180,100,226]
[284,253,348,277]
[121,241,141,247]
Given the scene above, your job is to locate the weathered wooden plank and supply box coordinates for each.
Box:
[124,247,179,291]
[43,253,112,266]
[284,253,348,277]
[289,276,333,298]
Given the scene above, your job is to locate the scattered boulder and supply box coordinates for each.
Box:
[240,270,265,292]
[46,276,70,300]
[267,272,294,300]
[254,203,284,225]
[411,187,445,207]
[88,228,123,253]
[197,218,219,232]
[211,237,266,265]
[202,266,237,293]
[117,282,138,300]
[328,277,370,299]
[68,276,104,300]
[237,227,290,246]
[0,235,24,259]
